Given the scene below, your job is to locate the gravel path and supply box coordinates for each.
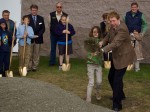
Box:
[0,78,113,112]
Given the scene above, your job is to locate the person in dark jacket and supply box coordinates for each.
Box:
[99,11,136,111]
[55,15,75,70]
[28,4,45,72]
[124,2,148,72]
[1,10,16,46]
[100,13,112,64]
[49,2,68,66]
[0,19,12,77]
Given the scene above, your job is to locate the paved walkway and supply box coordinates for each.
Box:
[0,78,113,112]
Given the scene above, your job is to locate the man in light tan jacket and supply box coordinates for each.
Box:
[99,11,136,111]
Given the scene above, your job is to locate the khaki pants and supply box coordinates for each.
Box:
[86,64,102,99]
[19,44,31,69]
[28,43,41,70]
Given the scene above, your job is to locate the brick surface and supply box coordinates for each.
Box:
[22,0,150,63]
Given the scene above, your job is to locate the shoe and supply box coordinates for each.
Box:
[109,96,126,100]
[49,63,55,66]
[96,92,101,100]
[86,97,91,103]
[32,69,37,72]
[59,65,62,70]
[135,69,140,72]
[2,72,6,77]
[0,74,2,77]
[122,97,126,100]
[112,107,122,112]
[27,69,32,72]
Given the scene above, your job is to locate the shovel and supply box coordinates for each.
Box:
[19,24,27,76]
[6,22,16,77]
[127,64,133,71]
[62,17,71,72]
[104,51,111,69]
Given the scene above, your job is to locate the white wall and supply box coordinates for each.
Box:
[0,0,21,52]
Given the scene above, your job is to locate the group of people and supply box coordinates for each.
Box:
[0,1,148,111]
[85,2,147,111]
[0,4,45,77]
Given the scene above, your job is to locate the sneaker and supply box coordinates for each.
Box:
[96,92,101,100]
[59,65,62,70]
[86,97,91,103]
[32,69,37,72]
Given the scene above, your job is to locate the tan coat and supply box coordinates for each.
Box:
[102,22,136,69]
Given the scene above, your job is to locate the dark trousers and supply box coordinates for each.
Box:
[49,34,58,65]
[0,51,10,77]
[108,61,127,109]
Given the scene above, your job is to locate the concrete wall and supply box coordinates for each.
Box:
[22,0,150,63]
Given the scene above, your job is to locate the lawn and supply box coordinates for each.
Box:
[11,56,150,112]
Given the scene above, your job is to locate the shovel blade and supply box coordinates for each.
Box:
[19,67,22,76]
[127,64,133,71]
[22,67,27,76]
[5,71,13,77]
[62,63,71,71]
[104,61,111,69]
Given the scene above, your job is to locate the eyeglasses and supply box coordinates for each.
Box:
[57,6,62,8]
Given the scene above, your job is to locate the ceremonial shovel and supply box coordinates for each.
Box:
[62,17,71,71]
[6,22,16,77]
[104,51,111,69]
[19,23,28,76]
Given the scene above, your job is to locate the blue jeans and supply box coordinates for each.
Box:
[49,34,58,65]
[0,51,10,76]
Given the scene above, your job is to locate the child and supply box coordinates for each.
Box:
[0,19,12,77]
[100,13,109,38]
[16,15,34,74]
[55,15,75,70]
[85,26,103,103]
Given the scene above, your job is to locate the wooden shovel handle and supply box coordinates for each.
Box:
[22,24,27,68]
[9,22,16,70]
[65,18,69,63]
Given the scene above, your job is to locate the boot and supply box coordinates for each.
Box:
[86,86,93,103]
[95,91,101,100]
[95,84,101,100]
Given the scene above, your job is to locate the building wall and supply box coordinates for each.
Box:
[22,0,150,63]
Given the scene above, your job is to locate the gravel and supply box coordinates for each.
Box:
[0,77,113,112]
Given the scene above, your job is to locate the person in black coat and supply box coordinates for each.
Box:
[100,13,112,63]
[49,2,68,66]
[28,4,45,72]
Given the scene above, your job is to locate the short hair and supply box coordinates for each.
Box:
[61,15,67,19]
[131,2,138,7]
[89,26,101,38]
[30,4,38,10]
[56,2,62,6]
[22,15,30,21]
[102,13,108,20]
[2,10,10,14]
[108,11,120,20]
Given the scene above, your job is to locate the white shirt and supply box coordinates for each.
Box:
[56,11,63,22]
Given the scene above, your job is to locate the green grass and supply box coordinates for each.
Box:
[11,56,150,112]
